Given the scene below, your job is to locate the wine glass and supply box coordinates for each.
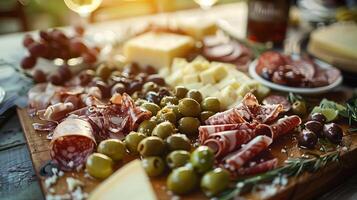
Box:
[194,0,218,10]
[64,0,102,25]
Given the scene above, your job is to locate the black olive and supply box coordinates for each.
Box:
[323,123,343,144]
[146,74,165,86]
[146,91,161,104]
[304,121,323,137]
[310,113,327,123]
[298,130,317,149]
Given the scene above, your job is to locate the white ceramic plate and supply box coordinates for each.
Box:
[249,58,343,94]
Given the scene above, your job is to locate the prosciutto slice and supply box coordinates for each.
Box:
[270,115,301,139]
[199,124,247,142]
[50,117,96,171]
[203,125,256,157]
[205,107,247,125]
[225,135,272,170]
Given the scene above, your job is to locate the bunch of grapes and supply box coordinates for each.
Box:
[21,26,100,85]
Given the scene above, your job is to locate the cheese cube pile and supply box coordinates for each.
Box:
[123,32,194,70]
[161,57,269,109]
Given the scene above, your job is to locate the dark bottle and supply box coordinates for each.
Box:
[247,0,290,46]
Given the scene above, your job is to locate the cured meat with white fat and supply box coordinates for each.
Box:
[199,124,246,142]
[237,158,278,175]
[270,115,301,139]
[225,135,272,170]
[203,123,257,157]
[50,117,96,171]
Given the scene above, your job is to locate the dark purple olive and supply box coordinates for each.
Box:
[39,30,52,42]
[58,65,72,81]
[298,130,318,149]
[146,91,161,104]
[323,123,343,144]
[128,81,143,95]
[48,73,64,85]
[95,81,111,98]
[304,121,323,137]
[261,68,273,80]
[28,42,47,57]
[23,34,35,48]
[311,113,327,123]
[21,56,37,69]
[33,69,47,83]
[146,74,165,86]
[111,83,126,95]
[158,88,172,99]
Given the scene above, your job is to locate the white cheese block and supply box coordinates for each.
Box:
[89,160,157,200]
[124,32,194,70]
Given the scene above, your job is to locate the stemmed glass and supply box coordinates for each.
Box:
[64,0,103,25]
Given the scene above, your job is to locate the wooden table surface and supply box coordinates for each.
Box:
[0,2,357,200]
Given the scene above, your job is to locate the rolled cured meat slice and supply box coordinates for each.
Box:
[50,117,96,171]
[237,158,278,175]
[225,135,272,171]
[270,115,301,139]
[205,107,248,125]
[199,124,245,142]
[204,123,257,157]
[263,95,291,112]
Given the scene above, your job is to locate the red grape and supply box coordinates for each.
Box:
[21,56,37,69]
[82,51,97,64]
[33,69,47,83]
[23,34,34,48]
[28,42,47,57]
[39,30,51,41]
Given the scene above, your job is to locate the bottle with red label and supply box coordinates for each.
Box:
[247,0,291,46]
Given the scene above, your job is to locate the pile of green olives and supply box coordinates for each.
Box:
[137,86,221,138]
[86,139,127,179]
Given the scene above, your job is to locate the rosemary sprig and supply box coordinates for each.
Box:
[339,96,357,126]
[218,151,340,200]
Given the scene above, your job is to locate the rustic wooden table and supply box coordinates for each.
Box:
[0,2,357,200]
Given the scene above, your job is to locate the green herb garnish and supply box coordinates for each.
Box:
[218,152,340,200]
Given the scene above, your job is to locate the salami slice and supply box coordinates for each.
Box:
[256,51,287,75]
[203,123,257,157]
[270,115,301,139]
[50,118,96,171]
[205,107,247,125]
[237,158,278,175]
[263,95,291,112]
[225,135,272,170]
[203,43,235,60]
[199,124,245,143]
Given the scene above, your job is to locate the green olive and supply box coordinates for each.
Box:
[152,121,175,139]
[97,139,126,161]
[135,99,148,106]
[201,97,220,112]
[166,134,191,151]
[96,64,113,81]
[200,111,215,123]
[292,100,307,116]
[200,168,230,197]
[186,89,203,103]
[190,146,214,174]
[178,117,200,137]
[142,82,158,93]
[156,108,177,124]
[141,102,161,116]
[138,120,157,136]
[166,150,190,169]
[137,136,166,157]
[164,105,183,120]
[174,86,189,99]
[167,166,199,195]
[178,98,201,117]
[125,131,146,154]
[86,153,114,179]
[142,156,166,177]
[160,96,179,107]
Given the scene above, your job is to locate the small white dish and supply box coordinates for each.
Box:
[248,58,343,94]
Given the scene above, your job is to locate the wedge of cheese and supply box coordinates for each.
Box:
[89,160,157,200]
[177,17,217,40]
[124,32,194,70]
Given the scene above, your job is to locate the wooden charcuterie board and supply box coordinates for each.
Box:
[17,106,357,200]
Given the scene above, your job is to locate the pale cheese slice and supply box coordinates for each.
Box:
[176,17,217,39]
[89,160,157,200]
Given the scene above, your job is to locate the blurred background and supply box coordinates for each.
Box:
[0,0,242,34]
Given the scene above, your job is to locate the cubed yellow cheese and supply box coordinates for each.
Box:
[183,74,199,84]
[124,32,194,70]
[177,17,217,40]
[199,70,216,84]
[199,84,218,97]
